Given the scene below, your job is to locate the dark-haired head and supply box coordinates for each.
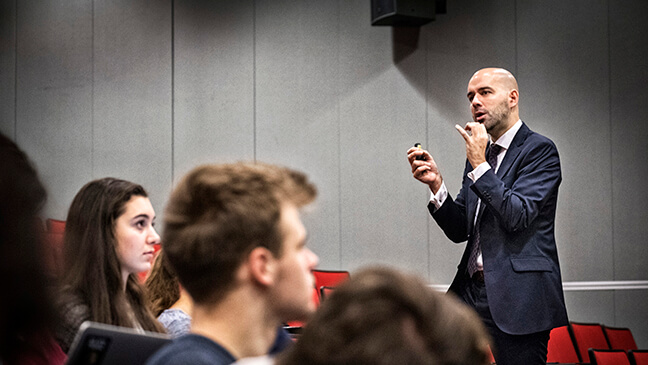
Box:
[0,133,51,360]
[62,177,148,291]
[277,267,491,365]
[145,250,181,317]
[61,177,164,332]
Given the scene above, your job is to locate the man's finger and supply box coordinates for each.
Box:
[468,122,486,136]
[455,124,470,141]
[414,165,430,179]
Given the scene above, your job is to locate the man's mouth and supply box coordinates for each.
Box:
[474,111,487,122]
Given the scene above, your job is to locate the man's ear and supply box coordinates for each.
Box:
[247,246,276,287]
[509,89,519,108]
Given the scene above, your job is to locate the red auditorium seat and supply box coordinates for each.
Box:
[570,322,610,362]
[604,326,638,351]
[41,219,66,278]
[487,345,495,364]
[43,232,65,278]
[629,350,648,365]
[312,269,350,292]
[547,325,581,363]
[319,286,335,300]
[588,348,631,365]
[46,218,66,234]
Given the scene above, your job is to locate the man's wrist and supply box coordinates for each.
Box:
[467,162,490,183]
[430,182,448,211]
[470,157,486,170]
[430,176,443,194]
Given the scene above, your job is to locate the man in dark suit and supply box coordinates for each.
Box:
[407,68,568,365]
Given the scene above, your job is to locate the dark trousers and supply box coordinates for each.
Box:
[458,274,550,365]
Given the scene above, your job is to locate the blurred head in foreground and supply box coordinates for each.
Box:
[277,266,492,365]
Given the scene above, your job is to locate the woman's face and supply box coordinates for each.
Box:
[114,195,160,283]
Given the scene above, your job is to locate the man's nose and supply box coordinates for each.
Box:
[472,94,483,107]
[307,248,319,268]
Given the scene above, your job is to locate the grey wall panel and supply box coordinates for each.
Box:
[615,290,648,347]
[564,289,615,324]
[338,0,428,276]
[423,0,516,283]
[609,1,648,281]
[92,1,172,220]
[517,0,612,281]
[16,1,93,220]
[0,0,16,137]
[255,0,341,268]
[173,0,255,182]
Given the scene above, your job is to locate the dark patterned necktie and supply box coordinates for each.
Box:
[467,144,503,277]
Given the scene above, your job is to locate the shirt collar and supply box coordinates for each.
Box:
[492,119,522,150]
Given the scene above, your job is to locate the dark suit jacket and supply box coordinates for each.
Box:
[430,122,568,335]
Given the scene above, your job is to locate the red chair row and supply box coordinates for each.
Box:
[547,321,644,364]
[589,348,648,365]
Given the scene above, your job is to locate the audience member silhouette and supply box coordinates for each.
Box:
[0,133,66,364]
[275,267,492,365]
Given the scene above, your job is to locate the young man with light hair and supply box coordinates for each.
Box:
[147,162,319,365]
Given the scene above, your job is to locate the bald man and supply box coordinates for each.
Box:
[407,68,568,365]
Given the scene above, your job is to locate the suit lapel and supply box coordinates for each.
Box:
[496,122,530,179]
[466,123,530,234]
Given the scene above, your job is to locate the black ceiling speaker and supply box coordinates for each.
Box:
[371,0,446,27]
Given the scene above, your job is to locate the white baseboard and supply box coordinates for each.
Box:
[429,280,648,292]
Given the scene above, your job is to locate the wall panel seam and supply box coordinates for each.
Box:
[91,0,95,177]
[252,0,257,161]
[513,0,518,76]
[171,0,175,183]
[13,0,17,140]
[337,0,342,267]
[606,0,615,323]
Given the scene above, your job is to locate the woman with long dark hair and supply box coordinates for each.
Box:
[55,178,165,353]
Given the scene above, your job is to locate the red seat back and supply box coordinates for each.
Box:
[319,286,335,300]
[570,322,610,362]
[547,325,580,363]
[46,218,66,234]
[589,348,631,365]
[42,232,65,278]
[629,350,648,365]
[487,345,495,364]
[604,326,638,351]
[312,269,350,290]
